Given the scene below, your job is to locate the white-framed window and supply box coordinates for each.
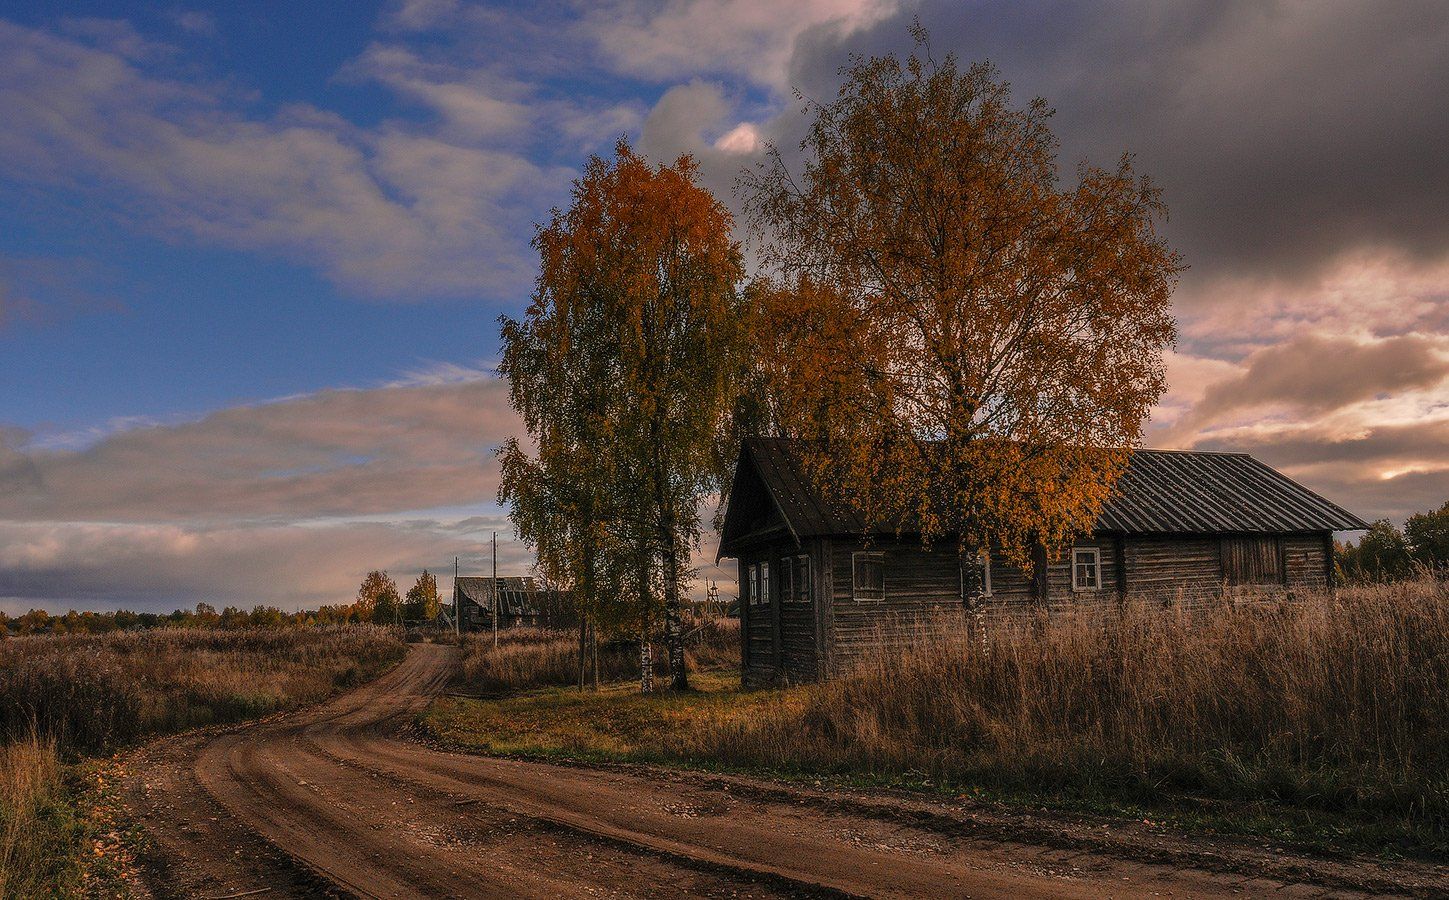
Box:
[747,564,759,605]
[793,555,812,603]
[960,550,992,600]
[759,561,771,605]
[1073,547,1102,591]
[852,551,885,601]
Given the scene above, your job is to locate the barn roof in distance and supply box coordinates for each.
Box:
[453,575,541,615]
[719,438,1369,555]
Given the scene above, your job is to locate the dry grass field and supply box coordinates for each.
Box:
[427,579,1449,856]
[458,617,739,694]
[0,626,406,895]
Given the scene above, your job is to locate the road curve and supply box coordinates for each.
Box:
[126,644,1423,899]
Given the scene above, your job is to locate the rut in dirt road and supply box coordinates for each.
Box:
[128,644,1433,899]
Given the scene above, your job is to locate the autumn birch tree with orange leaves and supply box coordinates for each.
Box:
[744,29,1181,576]
[501,141,750,691]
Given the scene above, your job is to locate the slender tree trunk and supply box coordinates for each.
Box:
[661,527,688,691]
[640,630,653,693]
[590,624,599,692]
[578,613,587,692]
[639,557,655,693]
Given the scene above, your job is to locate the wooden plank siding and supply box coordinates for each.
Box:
[741,530,1337,683]
[827,538,968,674]
[1045,537,1121,599]
[736,551,777,683]
[1284,534,1331,591]
[739,542,825,684]
[1123,537,1223,603]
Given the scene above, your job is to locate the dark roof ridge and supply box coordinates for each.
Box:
[743,436,1252,458]
[720,437,1369,553]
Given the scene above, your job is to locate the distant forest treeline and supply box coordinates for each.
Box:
[1337,501,1449,581]
[0,568,444,637]
[0,600,373,637]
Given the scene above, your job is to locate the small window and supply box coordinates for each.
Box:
[759,561,771,605]
[779,557,793,602]
[960,550,992,601]
[1073,548,1101,591]
[747,564,759,605]
[852,552,885,601]
[794,553,817,602]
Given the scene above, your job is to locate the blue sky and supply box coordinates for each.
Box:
[2,1,1447,611]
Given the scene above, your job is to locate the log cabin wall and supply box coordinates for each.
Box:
[826,537,969,675]
[1122,537,1224,603]
[1284,534,1331,591]
[736,549,779,684]
[777,539,821,682]
[739,539,825,685]
[1045,536,1122,600]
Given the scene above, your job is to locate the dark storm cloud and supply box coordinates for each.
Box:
[786,1,1449,284]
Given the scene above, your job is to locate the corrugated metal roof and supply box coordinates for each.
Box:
[722,438,1367,550]
[453,576,541,615]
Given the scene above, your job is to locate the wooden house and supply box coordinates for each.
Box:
[452,576,543,630]
[717,438,1369,684]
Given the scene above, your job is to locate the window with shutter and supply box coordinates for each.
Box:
[852,552,885,601]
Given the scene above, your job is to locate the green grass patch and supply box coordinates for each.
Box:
[424,671,795,763]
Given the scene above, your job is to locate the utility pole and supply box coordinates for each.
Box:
[454,557,460,638]
[491,531,499,650]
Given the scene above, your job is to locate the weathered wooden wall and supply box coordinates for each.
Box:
[741,531,1335,683]
[1123,537,1224,602]
[1284,534,1331,591]
[779,556,818,681]
[737,554,776,683]
[826,538,968,674]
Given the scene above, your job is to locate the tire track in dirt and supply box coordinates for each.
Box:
[127,643,1444,898]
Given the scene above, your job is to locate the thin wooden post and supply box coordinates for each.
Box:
[491,532,499,650]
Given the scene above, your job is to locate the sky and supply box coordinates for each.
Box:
[1,1,1447,612]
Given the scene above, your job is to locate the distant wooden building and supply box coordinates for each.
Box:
[718,438,1368,684]
[452,576,543,630]
[451,576,577,631]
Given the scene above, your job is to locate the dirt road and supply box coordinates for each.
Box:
[126,644,1441,898]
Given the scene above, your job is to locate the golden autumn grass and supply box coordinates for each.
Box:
[426,580,1449,856]
[458,617,739,695]
[0,626,407,894]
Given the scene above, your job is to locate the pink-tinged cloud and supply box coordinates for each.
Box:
[1182,334,1449,429]
[0,518,513,612]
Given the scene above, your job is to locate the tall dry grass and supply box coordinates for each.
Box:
[461,618,740,694]
[687,579,1449,828]
[0,626,406,893]
[0,626,406,755]
[0,736,76,897]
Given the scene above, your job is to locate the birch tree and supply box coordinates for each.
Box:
[501,140,748,690]
[744,30,1181,571]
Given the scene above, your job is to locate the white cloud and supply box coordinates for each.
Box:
[713,122,761,154]
[586,0,899,89]
[0,20,570,300]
